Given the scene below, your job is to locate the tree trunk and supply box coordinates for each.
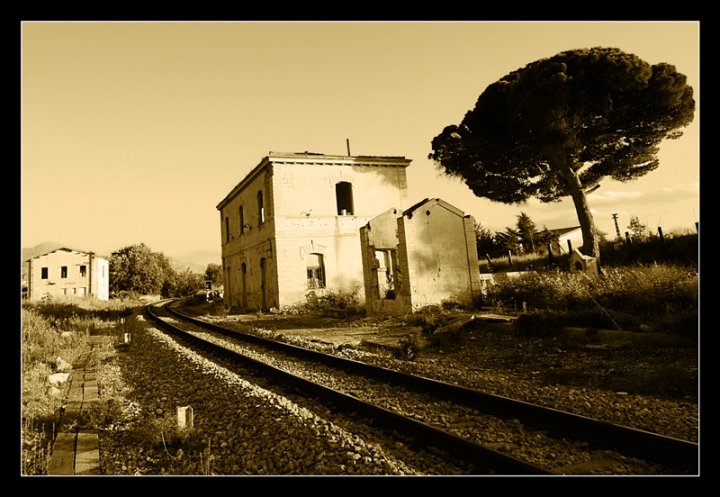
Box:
[547,149,600,260]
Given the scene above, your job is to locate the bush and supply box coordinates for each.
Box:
[394,336,420,360]
[285,289,363,316]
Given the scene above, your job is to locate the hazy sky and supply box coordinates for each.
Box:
[21,21,699,266]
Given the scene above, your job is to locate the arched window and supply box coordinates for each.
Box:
[239,205,245,234]
[257,191,265,224]
[335,182,354,215]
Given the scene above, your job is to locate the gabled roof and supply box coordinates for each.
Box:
[403,197,468,219]
[23,246,107,263]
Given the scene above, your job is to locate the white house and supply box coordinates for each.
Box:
[22,247,109,301]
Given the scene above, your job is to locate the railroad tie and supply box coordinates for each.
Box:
[47,339,103,475]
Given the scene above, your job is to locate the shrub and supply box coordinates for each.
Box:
[394,336,420,361]
[285,289,363,316]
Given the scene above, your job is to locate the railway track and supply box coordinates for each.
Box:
[145,300,697,475]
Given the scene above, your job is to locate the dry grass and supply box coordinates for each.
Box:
[485,264,698,336]
[20,297,139,475]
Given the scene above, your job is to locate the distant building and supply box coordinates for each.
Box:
[546,226,583,255]
[360,198,482,314]
[22,247,109,301]
[216,152,411,311]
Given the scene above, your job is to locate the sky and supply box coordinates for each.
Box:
[21,21,699,267]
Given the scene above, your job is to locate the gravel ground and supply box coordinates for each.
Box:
[155,313,683,474]
[96,306,698,476]
[98,312,471,475]
[205,314,698,445]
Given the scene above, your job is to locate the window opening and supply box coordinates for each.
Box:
[335,182,354,215]
[241,263,247,308]
[258,191,265,224]
[375,249,399,299]
[306,253,326,289]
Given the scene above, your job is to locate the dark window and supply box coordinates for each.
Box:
[240,263,247,308]
[80,265,87,277]
[225,216,230,243]
[239,205,245,234]
[257,191,265,224]
[41,267,48,279]
[306,253,326,289]
[336,181,354,215]
[61,266,68,278]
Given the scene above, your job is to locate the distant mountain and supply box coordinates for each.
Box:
[168,257,208,275]
[169,248,221,274]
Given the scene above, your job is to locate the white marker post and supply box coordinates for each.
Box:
[177,406,194,430]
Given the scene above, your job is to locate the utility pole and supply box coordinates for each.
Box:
[611,213,621,241]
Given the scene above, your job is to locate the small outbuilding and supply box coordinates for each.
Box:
[360,198,482,314]
[568,248,599,277]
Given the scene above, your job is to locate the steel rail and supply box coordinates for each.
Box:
[166,301,698,473]
[145,303,550,475]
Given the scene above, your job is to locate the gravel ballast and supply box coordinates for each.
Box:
[97,307,698,475]
[99,314,469,475]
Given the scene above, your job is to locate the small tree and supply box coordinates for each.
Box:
[204,263,223,288]
[535,226,559,254]
[110,243,176,296]
[516,212,537,253]
[475,222,502,258]
[495,227,522,254]
[627,215,648,240]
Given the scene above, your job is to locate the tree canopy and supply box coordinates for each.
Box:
[204,263,223,288]
[429,47,695,259]
[109,243,204,297]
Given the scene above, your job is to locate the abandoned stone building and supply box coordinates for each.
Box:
[216,152,411,311]
[359,198,483,314]
[22,247,109,301]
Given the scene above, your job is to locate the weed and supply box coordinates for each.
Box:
[394,336,420,361]
[21,298,139,474]
[285,289,364,316]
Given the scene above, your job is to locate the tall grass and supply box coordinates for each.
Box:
[21,297,139,474]
[485,264,698,336]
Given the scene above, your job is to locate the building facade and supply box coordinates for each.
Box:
[23,248,109,301]
[360,198,482,314]
[216,152,411,311]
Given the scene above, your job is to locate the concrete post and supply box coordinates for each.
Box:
[177,406,194,430]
